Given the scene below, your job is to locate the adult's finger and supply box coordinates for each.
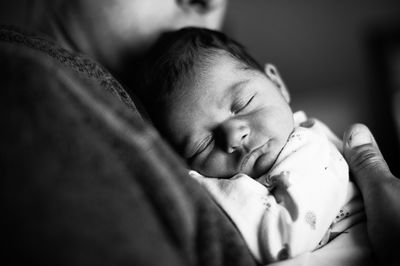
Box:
[343,124,392,190]
[343,124,400,265]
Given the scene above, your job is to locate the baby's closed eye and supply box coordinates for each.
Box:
[190,135,215,159]
[231,93,256,114]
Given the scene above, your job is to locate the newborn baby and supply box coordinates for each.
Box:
[139,27,369,264]
[189,111,363,263]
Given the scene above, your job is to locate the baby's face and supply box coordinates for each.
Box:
[162,53,294,178]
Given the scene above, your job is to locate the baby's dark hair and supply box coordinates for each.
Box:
[139,27,263,125]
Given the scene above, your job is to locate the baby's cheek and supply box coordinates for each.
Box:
[195,152,237,178]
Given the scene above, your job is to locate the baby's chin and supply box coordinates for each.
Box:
[244,139,284,179]
[251,154,277,178]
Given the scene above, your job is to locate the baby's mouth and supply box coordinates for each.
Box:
[239,140,272,176]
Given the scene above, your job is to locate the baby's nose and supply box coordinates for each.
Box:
[218,118,250,153]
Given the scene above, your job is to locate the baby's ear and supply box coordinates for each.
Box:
[264,64,291,103]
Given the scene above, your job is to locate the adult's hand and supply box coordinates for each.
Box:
[343,124,400,265]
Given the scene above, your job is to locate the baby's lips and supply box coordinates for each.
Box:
[241,140,270,168]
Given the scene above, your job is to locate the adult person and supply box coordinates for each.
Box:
[2,1,259,266]
[343,124,400,265]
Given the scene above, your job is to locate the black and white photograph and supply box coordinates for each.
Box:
[1,1,400,265]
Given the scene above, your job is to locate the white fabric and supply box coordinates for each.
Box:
[267,223,374,266]
[190,111,370,264]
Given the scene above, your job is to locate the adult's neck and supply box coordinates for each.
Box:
[39,6,107,66]
[39,2,148,96]
[26,2,125,76]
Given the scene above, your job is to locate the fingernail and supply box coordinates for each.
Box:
[348,127,372,148]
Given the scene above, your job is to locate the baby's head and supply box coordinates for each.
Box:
[141,27,294,179]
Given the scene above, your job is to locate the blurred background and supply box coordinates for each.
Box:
[224,0,400,175]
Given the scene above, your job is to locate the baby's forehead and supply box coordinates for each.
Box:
[183,63,259,102]
[164,51,265,111]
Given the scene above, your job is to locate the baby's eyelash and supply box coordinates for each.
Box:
[232,94,255,114]
[192,135,214,157]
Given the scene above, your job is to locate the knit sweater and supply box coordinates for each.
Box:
[0,26,256,266]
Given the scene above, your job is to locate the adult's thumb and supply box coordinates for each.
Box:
[343,124,392,185]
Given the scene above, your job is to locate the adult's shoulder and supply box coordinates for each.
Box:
[0,25,140,118]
